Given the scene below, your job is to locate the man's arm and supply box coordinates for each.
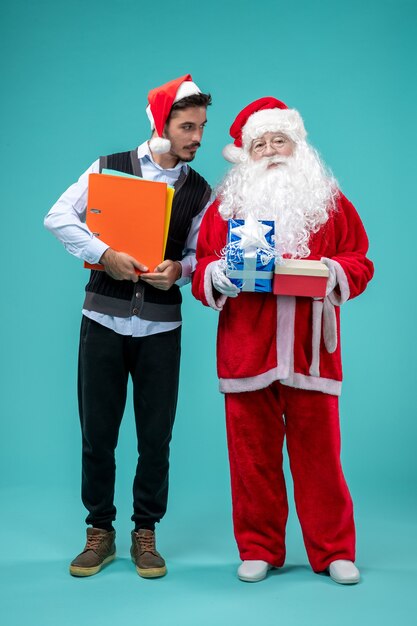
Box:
[44,161,147,281]
[44,160,110,264]
[175,204,208,284]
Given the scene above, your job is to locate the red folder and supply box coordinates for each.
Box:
[84,173,170,272]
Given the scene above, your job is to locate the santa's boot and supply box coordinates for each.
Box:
[329,560,360,584]
[237,560,272,582]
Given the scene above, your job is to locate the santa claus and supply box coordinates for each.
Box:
[192,97,374,584]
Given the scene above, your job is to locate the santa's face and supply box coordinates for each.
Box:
[163,106,207,162]
[249,132,294,164]
[217,138,337,258]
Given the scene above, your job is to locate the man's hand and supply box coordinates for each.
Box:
[100,248,148,282]
[140,260,182,290]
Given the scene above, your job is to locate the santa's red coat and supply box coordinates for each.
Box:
[192,192,374,396]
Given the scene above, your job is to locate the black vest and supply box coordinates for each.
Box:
[83,149,211,322]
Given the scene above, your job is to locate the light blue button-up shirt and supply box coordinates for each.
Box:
[44,142,209,337]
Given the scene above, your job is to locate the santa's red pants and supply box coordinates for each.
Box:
[225,382,355,572]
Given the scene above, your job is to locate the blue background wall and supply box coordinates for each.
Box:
[1,1,416,624]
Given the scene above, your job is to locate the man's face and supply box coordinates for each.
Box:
[164,107,207,162]
[250,131,294,163]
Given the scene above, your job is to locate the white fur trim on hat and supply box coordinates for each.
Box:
[146,79,201,132]
[222,143,245,163]
[149,137,171,154]
[146,104,155,130]
[175,80,201,102]
[242,108,306,147]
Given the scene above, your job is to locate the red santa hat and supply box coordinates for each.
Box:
[222,97,307,163]
[146,74,201,154]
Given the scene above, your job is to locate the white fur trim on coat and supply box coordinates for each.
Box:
[323,298,337,354]
[218,292,343,396]
[204,261,228,311]
[319,257,351,354]
[321,257,350,305]
[309,299,324,377]
[220,368,280,393]
[281,372,342,396]
[219,295,296,393]
[220,367,342,396]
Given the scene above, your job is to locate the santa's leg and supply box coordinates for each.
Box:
[225,383,288,567]
[283,385,356,572]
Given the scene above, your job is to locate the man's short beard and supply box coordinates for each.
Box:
[168,145,196,163]
[217,143,338,258]
[165,129,200,163]
[177,153,195,162]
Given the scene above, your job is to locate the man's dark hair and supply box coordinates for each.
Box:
[167,93,212,122]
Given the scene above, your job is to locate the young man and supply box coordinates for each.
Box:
[45,75,211,578]
[192,97,373,585]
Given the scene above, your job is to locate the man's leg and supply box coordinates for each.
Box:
[128,327,181,578]
[129,326,181,529]
[283,385,356,573]
[225,383,288,568]
[78,316,129,529]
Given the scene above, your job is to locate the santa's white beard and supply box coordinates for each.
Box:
[217,143,338,258]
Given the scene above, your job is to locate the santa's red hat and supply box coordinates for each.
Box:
[146,74,201,154]
[222,97,307,163]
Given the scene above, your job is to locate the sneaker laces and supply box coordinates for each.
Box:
[85,533,106,553]
[137,533,156,554]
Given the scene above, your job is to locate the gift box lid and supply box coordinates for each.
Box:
[274,259,329,277]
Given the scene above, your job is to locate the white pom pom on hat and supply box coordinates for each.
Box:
[222,143,246,163]
[149,137,172,154]
[223,97,306,163]
[147,74,201,154]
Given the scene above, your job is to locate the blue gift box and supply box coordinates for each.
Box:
[225,218,276,292]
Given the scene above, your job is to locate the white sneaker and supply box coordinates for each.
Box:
[237,560,272,582]
[329,560,360,584]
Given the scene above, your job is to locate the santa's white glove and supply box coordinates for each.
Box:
[211,260,240,297]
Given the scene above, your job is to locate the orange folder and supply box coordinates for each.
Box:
[84,173,172,273]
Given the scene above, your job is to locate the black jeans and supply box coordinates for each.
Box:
[77,316,181,530]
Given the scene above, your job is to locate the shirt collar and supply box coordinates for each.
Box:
[137,141,188,174]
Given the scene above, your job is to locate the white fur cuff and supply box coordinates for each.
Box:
[204,261,228,311]
[321,257,350,305]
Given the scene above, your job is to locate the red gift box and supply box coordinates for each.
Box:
[273,259,329,297]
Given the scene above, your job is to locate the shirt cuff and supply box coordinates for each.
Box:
[82,237,109,264]
[173,259,188,287]
[180,258,193,278]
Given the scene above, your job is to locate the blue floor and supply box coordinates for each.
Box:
[1,486,416,626]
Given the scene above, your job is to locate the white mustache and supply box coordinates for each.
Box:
[265,155,289,165]
[251,155,290,171]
